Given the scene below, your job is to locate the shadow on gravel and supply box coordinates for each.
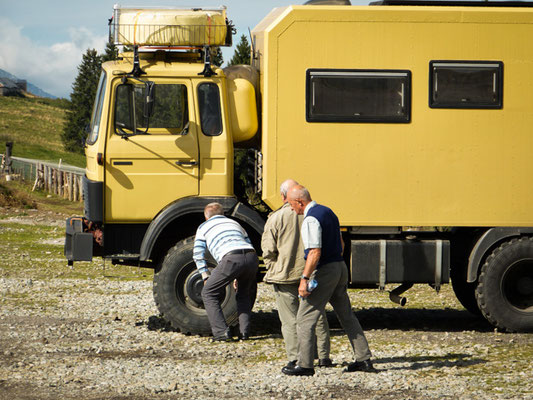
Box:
[372,353,487,371]
[248,308,494,336]
[354,307,493,332]
[145,307,493,337]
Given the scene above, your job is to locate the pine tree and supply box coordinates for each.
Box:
[62,44,118,153]
[228,35,251,66]
[211,47,224,67]
[102,42,118,63]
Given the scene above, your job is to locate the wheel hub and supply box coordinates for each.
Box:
[503,259,533,312]
[185,271,205,305]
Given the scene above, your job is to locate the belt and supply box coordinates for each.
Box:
[225,248,256,256]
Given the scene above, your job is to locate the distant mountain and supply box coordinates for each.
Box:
[0,68,57,99]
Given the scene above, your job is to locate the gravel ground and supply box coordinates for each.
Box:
[1,209,532,399]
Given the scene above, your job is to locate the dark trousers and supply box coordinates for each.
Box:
[201,251,258,337]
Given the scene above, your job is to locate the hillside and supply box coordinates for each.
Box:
[0,96,85,167]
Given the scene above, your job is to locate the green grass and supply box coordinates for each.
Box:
[0,96,85,167]
[0,180,84,215]
[0,221,153,282]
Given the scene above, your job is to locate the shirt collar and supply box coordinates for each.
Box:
[304,200,317,217]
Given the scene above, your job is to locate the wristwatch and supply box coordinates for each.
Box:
[301,275,310,280]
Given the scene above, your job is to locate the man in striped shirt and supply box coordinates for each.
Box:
[193,202,259,341]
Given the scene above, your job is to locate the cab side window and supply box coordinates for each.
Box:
[198,83,223,136]
[114,83,188,135]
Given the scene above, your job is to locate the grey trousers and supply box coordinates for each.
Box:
[273,283,330,362]
[202,251,258,337]
[296,260,372,368]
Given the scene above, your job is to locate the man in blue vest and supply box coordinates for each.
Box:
[282,185,375,376]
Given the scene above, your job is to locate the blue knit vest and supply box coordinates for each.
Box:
[304,204,344,267]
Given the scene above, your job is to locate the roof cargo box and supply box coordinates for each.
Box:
[110,6,229,47]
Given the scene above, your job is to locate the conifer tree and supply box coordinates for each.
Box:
[62,44,118,153]
[228,35,251,66]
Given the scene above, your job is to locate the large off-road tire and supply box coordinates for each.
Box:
[450,264,481,315]
[476,237,533,332]
[153,237,238,335]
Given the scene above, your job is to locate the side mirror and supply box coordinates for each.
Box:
[144,81,156,118]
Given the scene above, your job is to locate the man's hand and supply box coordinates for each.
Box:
[299,248,321,299]
[299,278,310,298]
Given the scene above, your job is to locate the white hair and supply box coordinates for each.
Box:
[280,179,299,197]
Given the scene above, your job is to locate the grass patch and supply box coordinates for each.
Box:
[0,96,85,167]
[0,221,152,282]
[0,180,83,216]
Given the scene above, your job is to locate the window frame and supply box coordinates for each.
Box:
[197,82,223,136]
[429,60,504,109]
[306,68,412,123]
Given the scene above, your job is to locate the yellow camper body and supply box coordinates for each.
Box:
[253,4,533,227]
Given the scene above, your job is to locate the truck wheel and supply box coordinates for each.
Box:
[450,264,481,315]
[476,237,533,332]
[153,237,238,335]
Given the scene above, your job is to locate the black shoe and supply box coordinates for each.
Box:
[343,359,377,373]
[238,333,250,341]
[281,365,315,376]
[210,330,234,342]
[318,358,333,368]
[286,360,297,368]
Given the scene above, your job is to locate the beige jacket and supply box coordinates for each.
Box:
[261,203,305,284]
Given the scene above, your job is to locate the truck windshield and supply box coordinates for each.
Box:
[114,83,189,135]
[87,72,107,145]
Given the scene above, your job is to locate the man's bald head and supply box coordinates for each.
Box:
[287,185,312,215]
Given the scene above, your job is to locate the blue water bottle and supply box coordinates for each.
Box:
[307,278,318,292]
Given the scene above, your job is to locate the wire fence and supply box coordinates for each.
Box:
[1,154,85,202]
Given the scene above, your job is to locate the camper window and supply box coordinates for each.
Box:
[306,69,411,123]
[198,83,223,136]
[429,61,503,109]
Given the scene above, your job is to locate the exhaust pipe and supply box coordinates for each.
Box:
[389,283,413,306]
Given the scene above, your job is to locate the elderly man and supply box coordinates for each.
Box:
[262,179,332,369]
[282,185,375,376]
[193,202,258,341]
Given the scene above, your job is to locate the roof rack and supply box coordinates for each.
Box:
[370,1,533,7]
[109,5,234,48]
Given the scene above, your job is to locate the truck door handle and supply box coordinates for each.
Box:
[175,160,198,167]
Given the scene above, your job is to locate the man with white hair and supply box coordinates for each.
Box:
[193,202,259,341]
[282,185,374,376]
[262,179,332,369]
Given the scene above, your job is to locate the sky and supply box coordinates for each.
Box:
[0,0,369,98]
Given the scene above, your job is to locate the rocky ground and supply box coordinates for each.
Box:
[1,206,532,400]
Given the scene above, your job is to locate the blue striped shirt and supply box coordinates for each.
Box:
[193,215,254,274]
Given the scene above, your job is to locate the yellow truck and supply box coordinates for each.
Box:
[65,0,533,333]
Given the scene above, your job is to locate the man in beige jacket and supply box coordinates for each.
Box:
[261,179,331,368]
